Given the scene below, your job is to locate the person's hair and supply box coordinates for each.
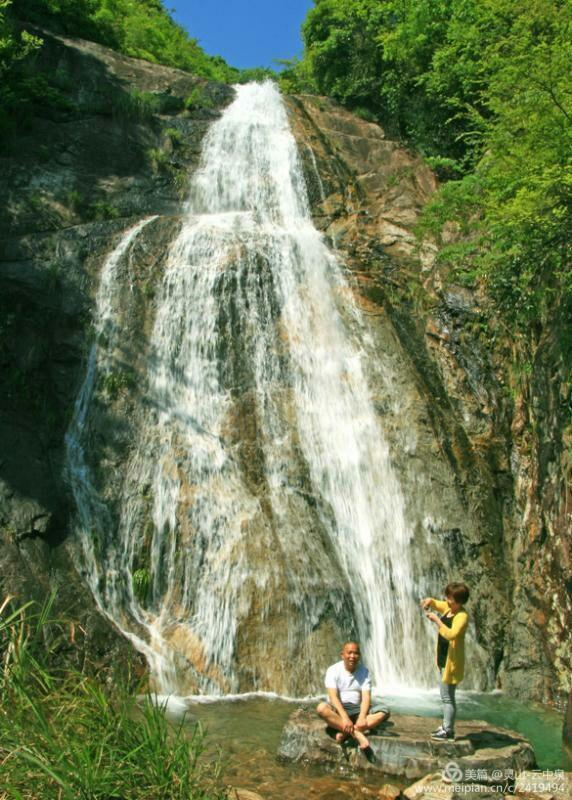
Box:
[341,641,360,652]
[444,582,470,604]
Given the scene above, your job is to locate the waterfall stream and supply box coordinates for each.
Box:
[66,81,435,695]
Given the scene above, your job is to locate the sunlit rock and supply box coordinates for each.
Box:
[277,708,536,779]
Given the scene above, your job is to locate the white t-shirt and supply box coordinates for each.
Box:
[325,660,372,706]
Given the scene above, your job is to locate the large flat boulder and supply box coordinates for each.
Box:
[277,709,536,780]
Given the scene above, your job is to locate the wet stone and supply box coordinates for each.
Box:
[379,782,402,800]
[277,709,536,780]
[229,789,266,800]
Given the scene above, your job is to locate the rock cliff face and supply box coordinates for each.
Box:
[0,29,233,670]
[0,31,569,702]
[285,96,571,703]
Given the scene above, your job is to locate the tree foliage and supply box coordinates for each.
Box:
[288,0,571,358]
[0,0,43,138]
[419,0,572,352]
[0,0,40,74]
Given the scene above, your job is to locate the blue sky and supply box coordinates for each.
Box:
[169,0,314,70]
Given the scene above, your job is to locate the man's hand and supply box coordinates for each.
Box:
[426,611,440,625]
[354,715,369,732]
[342,716,354,734]
[420,598,432,611]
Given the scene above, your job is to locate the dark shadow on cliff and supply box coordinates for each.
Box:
[0,27,234,240]
[0,217,157,546]
[0,251,86,542]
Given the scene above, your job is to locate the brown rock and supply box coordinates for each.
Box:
[379,782,402,800]
[403,773,447,800]
[229,790,265,800]
[514,770,571,800]
[425,317,450,342]
[277,709,536,779]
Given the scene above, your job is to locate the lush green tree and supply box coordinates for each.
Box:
[0,0,41,73]
[293,0,507,161]
[419,0,572,350]
[0,0,43,139]
[276,56,316,94]
[294,0,571,356]
[293,1,387,122]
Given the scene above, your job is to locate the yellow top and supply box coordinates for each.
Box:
[429,598,469,685]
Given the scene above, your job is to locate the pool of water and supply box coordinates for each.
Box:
[163,691,570,799]
[384,690,570,770]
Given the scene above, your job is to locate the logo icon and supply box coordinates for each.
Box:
[442,761,464,783]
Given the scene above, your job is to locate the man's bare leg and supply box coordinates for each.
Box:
[356,709,390,734]
[352,729,370,749]
[316,701,347,733]
[316,703,370,750]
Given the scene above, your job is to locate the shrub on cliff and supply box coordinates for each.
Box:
[416,0,572,359]
[11,0,241,82]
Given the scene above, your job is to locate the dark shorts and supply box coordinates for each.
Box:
[328,701,390,720]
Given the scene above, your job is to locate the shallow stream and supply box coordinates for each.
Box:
[166,692,571,799]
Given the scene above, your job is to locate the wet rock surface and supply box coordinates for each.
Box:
[0,29,233,655]
[277,709,536,780]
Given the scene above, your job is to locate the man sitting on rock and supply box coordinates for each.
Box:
[316,641,390,750]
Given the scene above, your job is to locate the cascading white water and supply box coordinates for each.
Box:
[65,215,178,684]
[67,81,436,694]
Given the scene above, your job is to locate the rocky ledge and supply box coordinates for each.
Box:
[277,709,536,781]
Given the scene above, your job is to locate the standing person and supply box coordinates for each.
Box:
[421,582,470,741]
[316,641,390,751]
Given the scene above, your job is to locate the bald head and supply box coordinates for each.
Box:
[341,641,361,672]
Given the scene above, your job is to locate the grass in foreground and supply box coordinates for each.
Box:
[0,596,227,800]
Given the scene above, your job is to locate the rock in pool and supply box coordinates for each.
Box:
[277,708,536,780]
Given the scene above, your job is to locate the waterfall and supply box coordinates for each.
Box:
[67,81,435,695]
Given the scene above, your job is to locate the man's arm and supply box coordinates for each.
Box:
[327,687,354,733]
[354,689,371,731]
